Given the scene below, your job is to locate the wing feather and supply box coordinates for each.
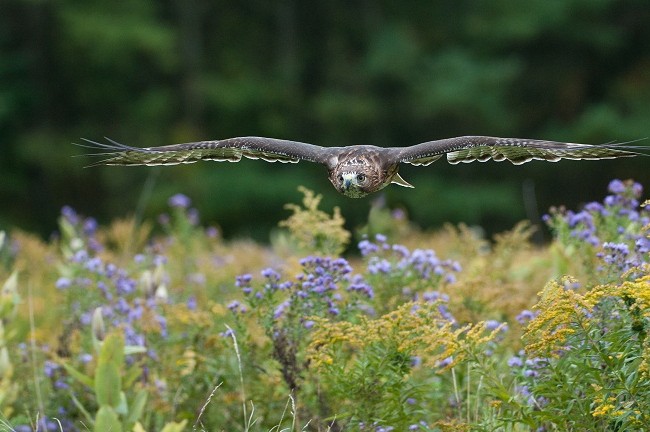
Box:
[79,137,331,167]
[394,136,645,166]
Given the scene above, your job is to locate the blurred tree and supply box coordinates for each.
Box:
[0,0,648,239]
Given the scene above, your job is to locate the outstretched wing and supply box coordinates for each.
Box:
[393,136,644,166]
[78,137,332,167]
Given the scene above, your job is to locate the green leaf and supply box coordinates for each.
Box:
[125,390,148,430]
[94,406,122,432]
[60,361,94,389]
[95,362,121,408]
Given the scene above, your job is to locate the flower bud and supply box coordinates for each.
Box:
[92,307,105,343]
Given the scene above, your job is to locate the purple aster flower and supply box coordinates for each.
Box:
[54,379,69,390]
[55,277,71,289]
[273,300,291,319]
[358,239,379,256]
[485,320,504,331]
[508,356,523,368]
[61,206,80,225]
[392,208,406,220]
[375,233,387,243]
[220,328,235,338]
[168,193,191,208]
[71,249,88,263]
[83,217,98,235]
[516,309,537,324]
[79,353,93,363]
[84,256,103,273]
[303,320,315,329]
[43,360,59,377]
[235,273,253,288]
[438,356,453,367]
[206,226,219,238]
[115,276,136,295]
[368,257,392,274]
[608,179,626,194]
[134,254,146,264]
[261,268,281,281]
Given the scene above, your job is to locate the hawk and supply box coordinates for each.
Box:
[80,136,644,198]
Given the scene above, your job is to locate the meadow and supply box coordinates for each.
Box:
[0,179,648,431]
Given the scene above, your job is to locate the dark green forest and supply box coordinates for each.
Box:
[2,0,649,240]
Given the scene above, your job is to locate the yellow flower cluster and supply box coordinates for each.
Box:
[525,272,650,357]
[279,186,350,256]
[307,301,505,371]
[523,277,590,356]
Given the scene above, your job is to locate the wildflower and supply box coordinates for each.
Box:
[347,274,374,298]
[375,233,387,243]
[155,315,168,337]
[61,205,80,225]
[274,299,291,319]
[261,267,281,281]
[71,249,88,263]
[83,217,98,235]
[485,320,506,332]
[437,356,454,368]
[608,179,626,194]
[55,277,71,289]
[303,320,315,329]
[235,273,253,289]
[368,257,392,274]
[43,360,59,377]
[219,329,235,338]
[507,356,523,368]
[168,193,191,208]
[227,300,241,311]
[84,256,103,273]
[358,239,379,256]
[516,309,537,324]
[206,226,219,238]
[391,244,410,257]
[115,275,136,295]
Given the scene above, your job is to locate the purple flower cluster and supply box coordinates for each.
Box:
[416,291,456,323]
[57,207,171,354]
[232,256,375,325]
[360,234,462,285]
[546,179,649,275]
[60,205,102,252]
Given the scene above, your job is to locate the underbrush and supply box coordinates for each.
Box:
[0,180,648,431]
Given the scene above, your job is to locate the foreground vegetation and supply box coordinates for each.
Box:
[0,179,649,431]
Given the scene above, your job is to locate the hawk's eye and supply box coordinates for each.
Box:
[338,174,344,182]
[356,174,366,182]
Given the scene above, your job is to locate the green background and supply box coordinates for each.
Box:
[1,0,649,240]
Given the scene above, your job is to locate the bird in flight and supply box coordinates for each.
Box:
[80,136,645,198]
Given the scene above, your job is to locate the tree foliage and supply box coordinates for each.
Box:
[1,0,649,238]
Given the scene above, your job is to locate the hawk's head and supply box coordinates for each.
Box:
[330,169,376,198]
[326,148,405,198]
